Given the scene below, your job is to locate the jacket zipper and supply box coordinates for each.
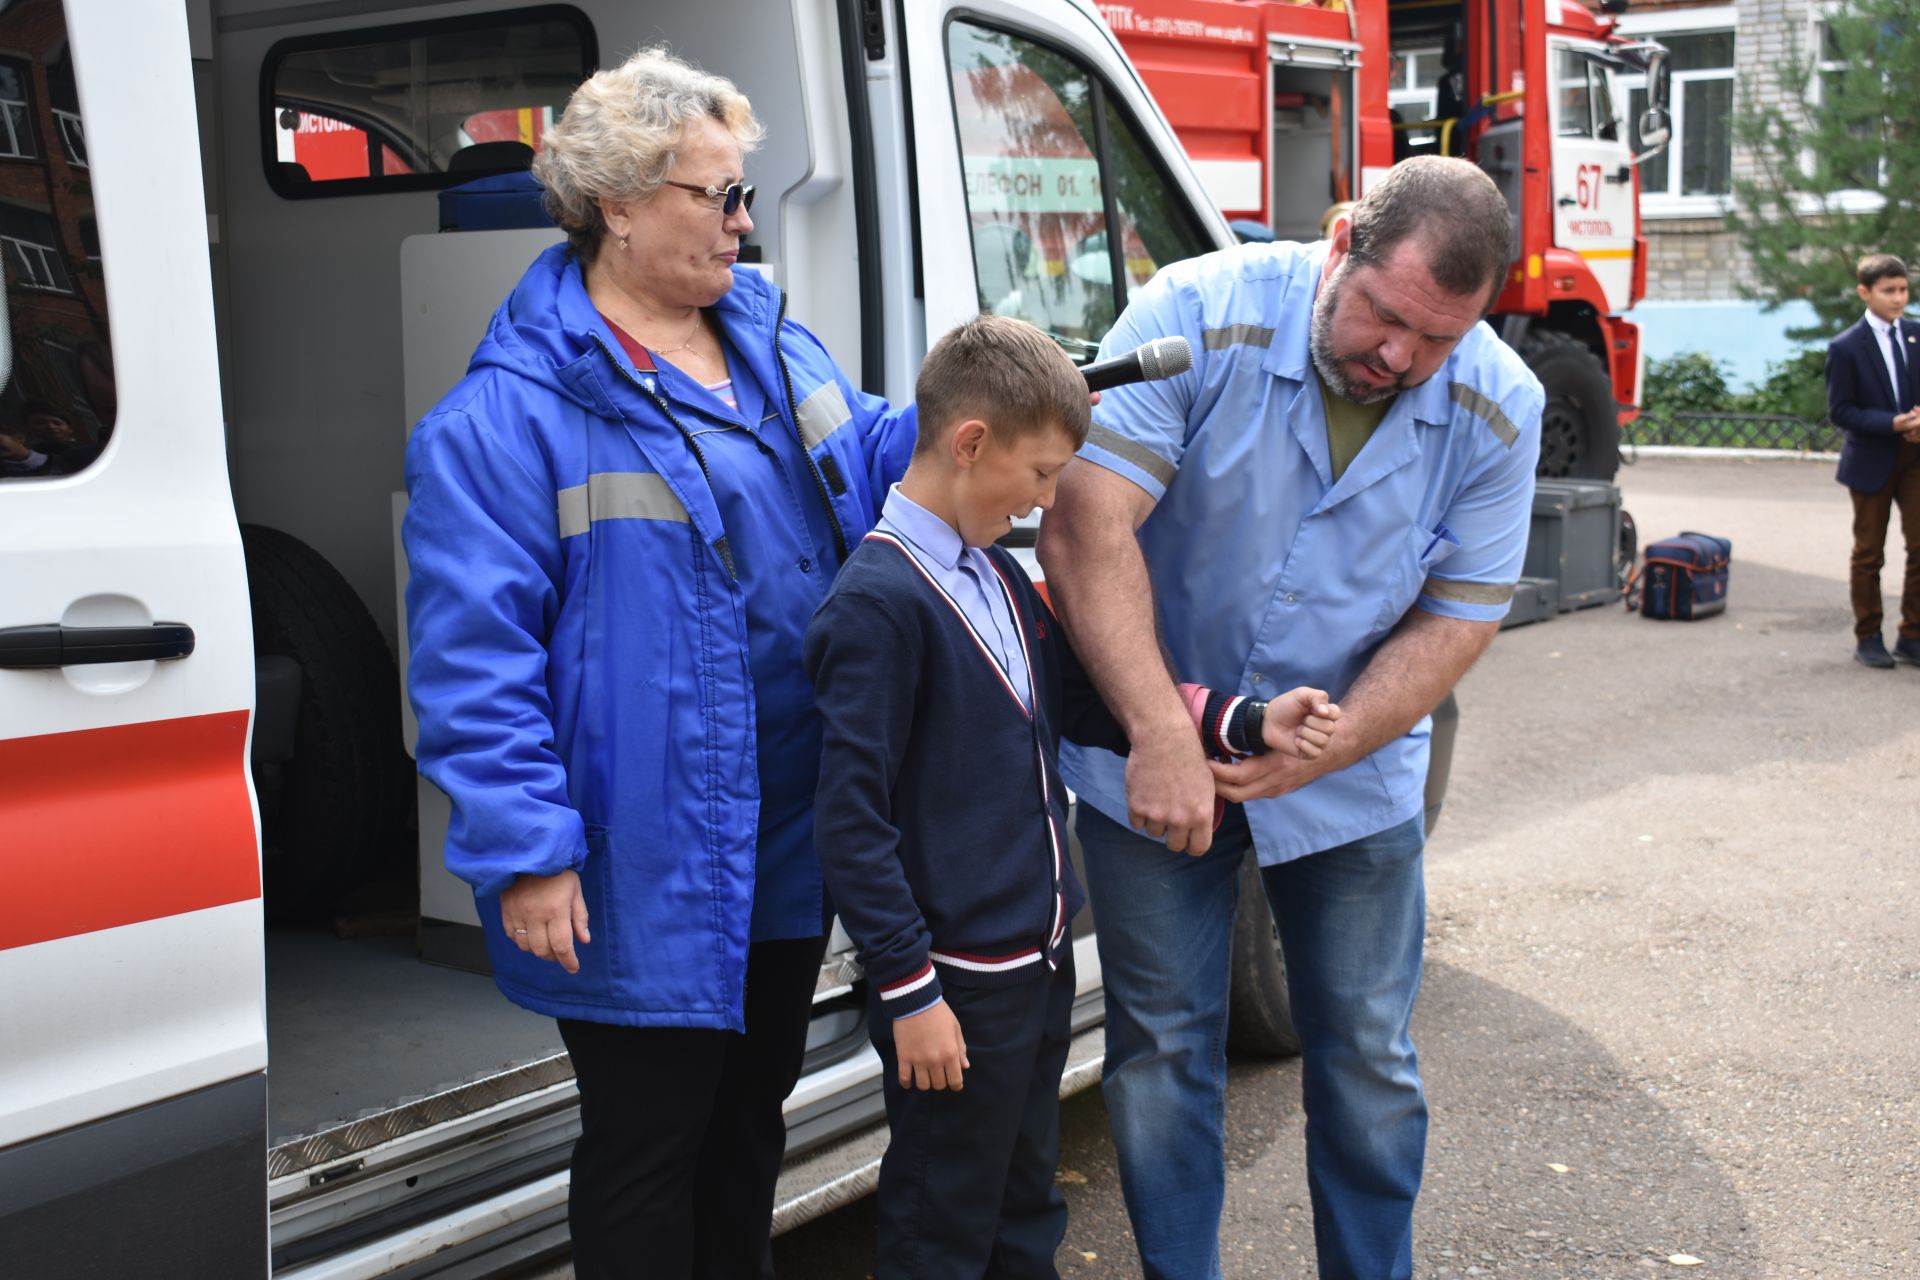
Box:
[772,291,851,562]
[591,332,738,580]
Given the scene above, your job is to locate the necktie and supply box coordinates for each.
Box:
[1887,324,1910,409]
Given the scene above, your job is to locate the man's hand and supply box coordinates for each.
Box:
[1210,746,1337,804]
[500,869,591,974]
[1262,686,1340,759]
[1126,721,1218,855]
[894,1001,969,1091]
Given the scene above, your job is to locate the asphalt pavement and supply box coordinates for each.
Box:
[767,456,1920,1279]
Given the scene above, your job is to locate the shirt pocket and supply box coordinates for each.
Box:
[1373,522,1462,633]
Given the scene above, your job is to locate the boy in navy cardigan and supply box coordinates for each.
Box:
[804,316,1338,1279]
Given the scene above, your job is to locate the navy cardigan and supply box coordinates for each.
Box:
[804,533,1126,1017]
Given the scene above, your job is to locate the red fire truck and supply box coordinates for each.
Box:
[1103,0,1672,479]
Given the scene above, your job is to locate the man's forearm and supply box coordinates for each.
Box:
[1037,486,1187,738]
[1326,608,1497,769]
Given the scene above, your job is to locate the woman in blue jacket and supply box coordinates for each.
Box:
[402,48,915,1278]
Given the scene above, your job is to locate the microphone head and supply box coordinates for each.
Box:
[1138,335,1193,382]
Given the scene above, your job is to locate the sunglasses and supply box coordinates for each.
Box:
[662,179,756,216]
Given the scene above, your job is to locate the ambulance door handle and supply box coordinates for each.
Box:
[0,622,196,668]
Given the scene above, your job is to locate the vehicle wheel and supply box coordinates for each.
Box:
[242,524,411,921]
[1521,330,1620,481]
[1226,852,1301,1058]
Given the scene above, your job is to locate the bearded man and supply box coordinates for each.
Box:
[1037,157,1544,1280]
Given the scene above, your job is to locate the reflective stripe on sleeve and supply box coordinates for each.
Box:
[557,472,689,538]
[1202,323,1275,350]
[1085,423,1177,488]
[1448,381,1521,448]
[794,380,853,450]
[1421,577,1516,605]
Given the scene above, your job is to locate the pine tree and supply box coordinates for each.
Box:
[1726,0,1918,342]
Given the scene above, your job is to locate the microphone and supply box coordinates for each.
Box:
[1080,336,1193,393]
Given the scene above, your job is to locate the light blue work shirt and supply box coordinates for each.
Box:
[1059,239,1544,863]
[875,485,1032,711]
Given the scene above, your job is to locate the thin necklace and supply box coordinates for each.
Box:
[647,313,705,357]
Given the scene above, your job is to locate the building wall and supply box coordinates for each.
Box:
[1631,0,1809,302]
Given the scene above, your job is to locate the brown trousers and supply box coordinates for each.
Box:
[1849,438,1920,640]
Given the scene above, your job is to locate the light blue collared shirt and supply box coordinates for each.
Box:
[1061,239,1544,865]
[875,485,1031,711]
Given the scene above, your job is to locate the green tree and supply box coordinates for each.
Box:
[1726,0,1918,342]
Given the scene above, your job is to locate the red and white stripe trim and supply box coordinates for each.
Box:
[866,531,1030,718]
[878,961,937,1002]
[929,946,1043,974]
[1209,695,1248,758]
[987,558,1067,968]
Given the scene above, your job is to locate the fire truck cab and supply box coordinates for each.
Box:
[1103,0,1673,480]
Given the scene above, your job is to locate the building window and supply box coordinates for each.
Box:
[48,49,84,168]
[1387,44,1443,146]
[0,57,38,160]
[1620,30,1734,204]
[1809,14,1882,192]
[0,204,73,293]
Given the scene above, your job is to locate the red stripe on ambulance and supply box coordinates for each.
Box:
[0,710,258,951]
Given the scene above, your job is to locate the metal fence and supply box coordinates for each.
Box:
[1626,412,1842,453]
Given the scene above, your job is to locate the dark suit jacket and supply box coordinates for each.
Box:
[1828,314,1918,492]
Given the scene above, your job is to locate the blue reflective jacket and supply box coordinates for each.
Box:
[404,244,915,1029]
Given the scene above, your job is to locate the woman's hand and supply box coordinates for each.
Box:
[500,869,591,974]
[893,1001,969,1091]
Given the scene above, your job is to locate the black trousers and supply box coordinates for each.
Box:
[557,935,826,1280]
[869,952,1076,1280]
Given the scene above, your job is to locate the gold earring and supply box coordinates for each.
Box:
[619,234,630,251]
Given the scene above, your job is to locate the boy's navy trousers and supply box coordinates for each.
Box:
[868,950,1077,1280]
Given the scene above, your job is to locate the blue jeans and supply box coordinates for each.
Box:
[1077,803,1428,1280]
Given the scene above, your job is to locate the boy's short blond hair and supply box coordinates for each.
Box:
[913,315,1090,457]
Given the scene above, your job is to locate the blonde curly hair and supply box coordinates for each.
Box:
[533,46,764,259]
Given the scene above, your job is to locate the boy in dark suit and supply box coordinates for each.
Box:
[1828,253,1920,667]
[804,316,1336,1279]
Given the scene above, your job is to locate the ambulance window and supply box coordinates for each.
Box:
[947,21,1209,358]
[263,6,596,198]
[0,0,115,484]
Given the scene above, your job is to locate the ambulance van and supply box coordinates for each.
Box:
[0,1,1449,1274]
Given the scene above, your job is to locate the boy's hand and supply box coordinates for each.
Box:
[1262,686,1340,759]
[893,1000,969,1091]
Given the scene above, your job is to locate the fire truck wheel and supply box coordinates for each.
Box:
[242,524,412,922]
[1226,851,1302,1058]
[1522,330,1620,481]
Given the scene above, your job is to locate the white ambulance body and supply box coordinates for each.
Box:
[0,1,1250,1274]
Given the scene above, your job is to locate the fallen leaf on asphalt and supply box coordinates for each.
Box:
[1546,1163,1571,1174]
[1667,1256,1704,1267]
[1078,1251,1098,1262]
[1057,1169,1087,1184]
